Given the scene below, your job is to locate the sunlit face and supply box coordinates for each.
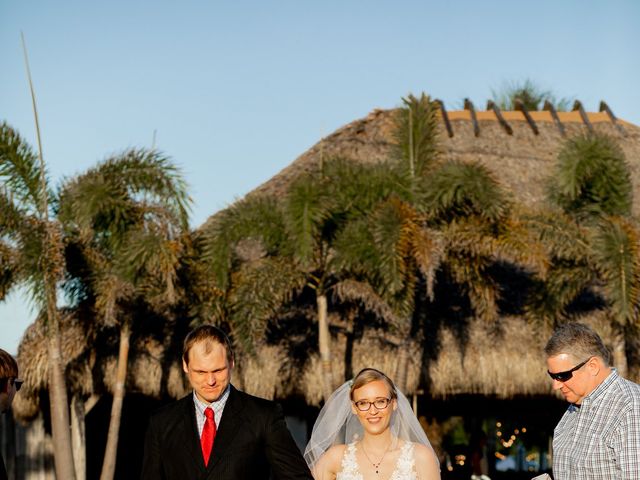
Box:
[351,380,397,436]
[183,341,233,404]
[546,353,594,405]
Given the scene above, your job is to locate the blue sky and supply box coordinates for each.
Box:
[1,1,639,354]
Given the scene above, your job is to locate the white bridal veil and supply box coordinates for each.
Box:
[303,380,438,471]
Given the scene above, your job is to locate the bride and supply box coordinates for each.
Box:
[304,368,441,480]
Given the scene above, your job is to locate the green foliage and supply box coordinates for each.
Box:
[0,122,62,309]
[419,160,510,224]
[590,217,640,324]
[519,210,593,321]
[490,79,572,111]
[285,174,333,267]
[57,148,191,321]
[200,195,286,290]
[393,93,440,179]
[549,133,632,220]
[227,257,307,348]
[0,121,49,215]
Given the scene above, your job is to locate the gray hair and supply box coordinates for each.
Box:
[544,322,611,366]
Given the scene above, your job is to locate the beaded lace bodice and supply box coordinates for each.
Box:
[336,441,417,480]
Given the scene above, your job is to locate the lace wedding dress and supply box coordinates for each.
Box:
[336,442,417,480]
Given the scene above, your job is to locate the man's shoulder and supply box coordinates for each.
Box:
[617,375,640,404]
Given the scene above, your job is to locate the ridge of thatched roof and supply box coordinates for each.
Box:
[201,105,639,231]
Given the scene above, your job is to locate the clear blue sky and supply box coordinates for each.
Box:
[1,1,639,354]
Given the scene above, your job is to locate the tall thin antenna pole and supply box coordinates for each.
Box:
[151,129,157,151]
[21,31,48,220]
[408,105,415,178]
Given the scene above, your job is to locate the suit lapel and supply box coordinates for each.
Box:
[207,385,244,472]
[177,395,208,473]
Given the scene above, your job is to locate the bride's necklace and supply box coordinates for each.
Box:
[361,441,392,475]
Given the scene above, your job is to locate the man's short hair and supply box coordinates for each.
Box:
[0,348,19,391]
[544,322,611,366]
[182,324,234,366]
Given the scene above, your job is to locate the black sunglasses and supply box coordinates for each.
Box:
[547,358,590,382]
[12,378,23,392]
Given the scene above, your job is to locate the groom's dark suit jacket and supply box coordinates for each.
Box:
[140,385,312,480]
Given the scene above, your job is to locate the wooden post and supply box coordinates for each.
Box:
[572,100,594,133]
[435,99,454,138]
[464,98,480,137]
[599,101,625,136]
[514,99,539,135]
[543,100,565,136]
[486,100,513,135]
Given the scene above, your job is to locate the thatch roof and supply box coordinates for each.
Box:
[13,311,297,421]
[14,310,637,420]
[207,106,639,222]
[14,104,640,420]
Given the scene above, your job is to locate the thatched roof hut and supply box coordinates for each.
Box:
[234,105,639,215]
[14,103,640,419]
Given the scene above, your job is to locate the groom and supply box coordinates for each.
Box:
[140,324,312,479]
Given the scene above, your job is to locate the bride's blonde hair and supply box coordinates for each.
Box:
[349,368,397,401]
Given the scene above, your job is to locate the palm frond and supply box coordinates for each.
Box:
[323,158,406,218]
[87,148,191,227]
[227,257,307,351]
[368,199,413,295]
[200,195,285,289]
[285,176,332,266]
[419,160,510,224]
[590,217,640,324]
[548,133,632,220]
[392,93,440,178]
[519,209,590,262]
[332,279,401,326]
[0,240,18,300]
[0,121,49,214]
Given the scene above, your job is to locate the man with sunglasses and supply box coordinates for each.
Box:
[1,348,21,480]
[545,322,640,479]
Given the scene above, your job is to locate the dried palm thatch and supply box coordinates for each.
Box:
[301,330,423,406]
[427,311,635,399]
[12,311,296,421]
[199,107,639,228]
[14,309,95,421]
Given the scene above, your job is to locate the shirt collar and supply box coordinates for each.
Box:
[192,384,231,414]
[579,368,617,408]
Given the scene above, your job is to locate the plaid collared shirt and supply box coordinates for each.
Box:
[552,369,640,479]
[193,385,230,436]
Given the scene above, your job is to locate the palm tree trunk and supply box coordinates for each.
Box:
[612,325,628,378]
[317,293,334,401]
[46,306,77,480]
[394,336,411,393]
[99,322,131,480]
[71,394,86,480]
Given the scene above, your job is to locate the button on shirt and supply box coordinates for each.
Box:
[193,385,230,437]
[552,369,640,479]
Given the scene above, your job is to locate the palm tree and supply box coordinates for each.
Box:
[380,95,547,390]
[0,121,76,479]
[530,133,639,375]
[201,160,377,401]
[57,149,190,480]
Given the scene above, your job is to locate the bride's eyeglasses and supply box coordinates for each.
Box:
[353,397,391,411]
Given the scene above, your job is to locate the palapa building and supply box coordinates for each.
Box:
[5,99,640,479]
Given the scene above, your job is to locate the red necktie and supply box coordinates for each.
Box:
[201,407,216,466]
